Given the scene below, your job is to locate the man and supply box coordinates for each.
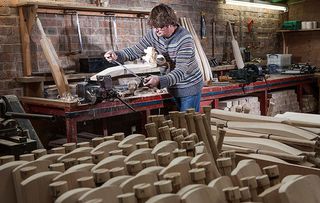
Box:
[105,4,203,112]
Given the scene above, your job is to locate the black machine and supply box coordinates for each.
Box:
[228,64,265,84]
[281,63,317,75]
[76,75,136,111]
[0,95,55,156]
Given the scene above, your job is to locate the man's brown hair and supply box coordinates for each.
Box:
[148,4,178,28]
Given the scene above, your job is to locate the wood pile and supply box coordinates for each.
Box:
[179,17,213,83]
[218,96,260,115]
[211,109,320,166]
[1,108,320,202]
[267,90,300,116]
[301,94,317,113]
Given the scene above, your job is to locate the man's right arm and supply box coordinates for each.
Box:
[104,30,154,63]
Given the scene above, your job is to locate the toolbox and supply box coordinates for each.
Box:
[282,21,301,30]
[79,56,117,73]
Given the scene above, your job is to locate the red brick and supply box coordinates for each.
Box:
[0,16,18,26]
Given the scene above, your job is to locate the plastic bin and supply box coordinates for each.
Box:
[267,54,292,67]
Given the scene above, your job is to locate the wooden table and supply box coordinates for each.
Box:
[20,74,317,143]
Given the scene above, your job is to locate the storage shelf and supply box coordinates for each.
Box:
[17,1,150,16]
[277,28,320,33]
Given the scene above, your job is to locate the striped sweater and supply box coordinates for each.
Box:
[115,26,203,98]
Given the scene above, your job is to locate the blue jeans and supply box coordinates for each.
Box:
[174,92,201,112]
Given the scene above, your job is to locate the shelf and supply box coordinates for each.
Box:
[277,28,320,33]
[16,73,94,83]
[17,1,150,16]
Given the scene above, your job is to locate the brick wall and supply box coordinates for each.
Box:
[285,0,320,66]
[0,7,23,96]
[0,0,282,96]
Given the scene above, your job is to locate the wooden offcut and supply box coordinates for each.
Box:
[36,17,70,97]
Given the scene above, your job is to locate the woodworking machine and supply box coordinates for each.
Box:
[76,75,136,111]
[228,64,265,84]
[0,95,55,156]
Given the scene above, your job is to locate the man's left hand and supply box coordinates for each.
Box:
[144,75,160,88]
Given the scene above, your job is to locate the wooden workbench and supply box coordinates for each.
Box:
[20,74,317,143]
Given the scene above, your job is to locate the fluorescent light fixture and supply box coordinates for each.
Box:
[225,0,287,11]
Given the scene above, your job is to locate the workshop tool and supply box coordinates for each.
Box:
[281,63,317,75]
[112,16,119,50]
[212,20,216,57]
[65,11,83,55]
[228,21,244,69]
[76,75,136,112]
[228,64,262,84]
[0,95,55,154]
[75,12,83,52]
[247,19,254,33]
[110,60,146,87]
[200,11,206,39]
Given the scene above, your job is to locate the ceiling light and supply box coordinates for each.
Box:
[225,0,288,11]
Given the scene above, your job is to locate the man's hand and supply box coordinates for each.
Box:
[104,50,118,62]
[144,75,160,88]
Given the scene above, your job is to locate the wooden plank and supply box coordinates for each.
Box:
[146,193,180,203]
[78,185,122,203]
[19,7,32,76]
[211,109,285,123]
[0,161,27,203]
[159,156,192,188]
[90,155,126,172]
[91,63,158,81]
[180,185,227,203]
[12,160,51,203]
[212,127,318,150]
[211,65,235,71]
[20,96,78,108]
[275,112,320,128]
[180,17,205,81]
[186,18,213,82]
[278,175,320,203]
[222,144,305,163]
[236,154,320,180]
[230,159,263,186]
[21,171,61,203]
[223,137,304,156]
[17,1,150,15]
[36,17,70,97]
[52,170,92,190]
[120,173,158,193]
[55,188,91,203]
[16,73,94,83]
[226,121,318,140]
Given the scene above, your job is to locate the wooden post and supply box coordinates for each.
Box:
[189,168,206,184]
[93,168,110,186]
[49,181,68,200]
[256,174,270,194]
[117,193,138,203]
[18,7,32,76]
[263,165,280,186]
[185,113,196,133]
[0,155,15,165]
[240,176,258,201]
[169,111,180,128]
[202,114,219,160]
[223,186,241,203]
[145,123,158,138]
[154,180,172,194]
[133,183,154,203]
